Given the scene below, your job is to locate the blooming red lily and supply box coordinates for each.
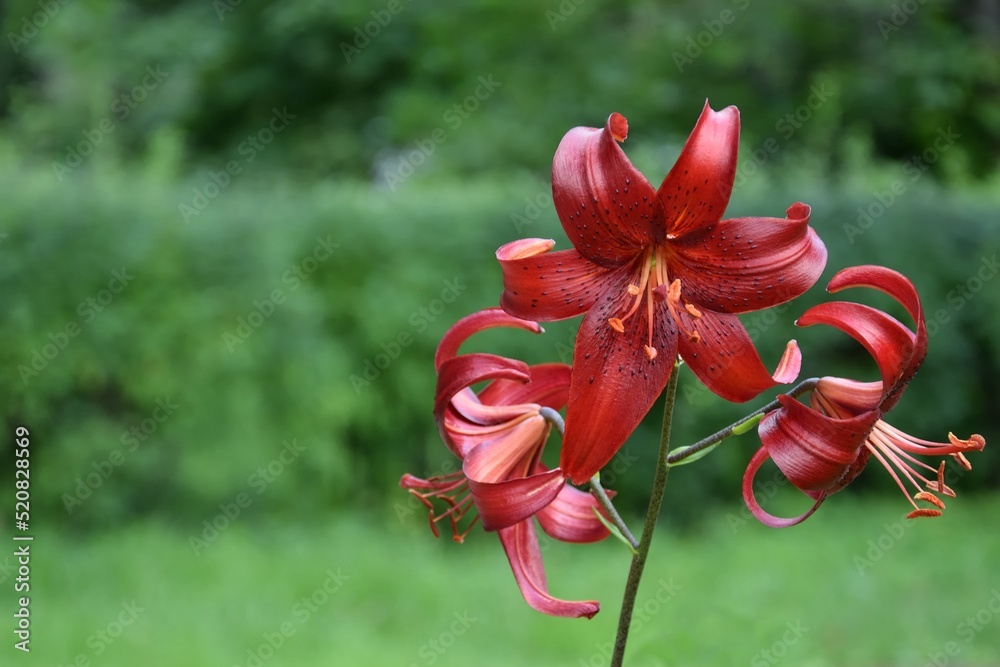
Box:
[401,308,610,618]
[744,265,986,527]
[498,103,824,484]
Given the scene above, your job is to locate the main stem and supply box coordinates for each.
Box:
[610,363,680,667]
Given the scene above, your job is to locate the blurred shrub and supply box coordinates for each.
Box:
[1,145,997,527]
[1,0,997,181]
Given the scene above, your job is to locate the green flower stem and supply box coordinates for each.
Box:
[540,406,638,550]
[666,377,819,466]
[589,476,638,550]
[610,362,680,667]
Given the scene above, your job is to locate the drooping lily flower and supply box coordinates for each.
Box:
[401,308,610,618]
[497,103,824,483]
[743,265,986,527]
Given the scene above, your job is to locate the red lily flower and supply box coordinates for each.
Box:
[743,265,986,527]
[497,102,824,484]
[401,308,610,618]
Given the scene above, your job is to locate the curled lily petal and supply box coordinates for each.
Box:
[433,353,529,424]
[497,242,630,321]
[479,363,572,411]
[466,467,566,531]
[742,446,826,528]
[498,521,600,619]
[536,481,612,543]
[677,310,800,403]
[553,113,663,266]
[760,395,876,492]
[435,307,541,371]
[657,101,739,237]
[669,203,827,314]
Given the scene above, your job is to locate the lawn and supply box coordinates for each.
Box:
[25,495,1000,666]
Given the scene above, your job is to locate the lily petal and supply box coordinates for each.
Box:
[668,203,827,314]
[657,101,739,237]
[497,521,600,619]
[537,482,611,543]
[466,465,566,531]
[434,353,529,425]
[560,292,678,484]
[434,307,541,371]
[449,388,539,426]
[797,302,916,395]
[742,446,826,528]
[479,363,572,410]
[677,310,799,403]
[552,113,663,267]
[497,242,630,321]
[826,265,926,411]
[759,395,877,491]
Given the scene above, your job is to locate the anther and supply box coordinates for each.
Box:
[644,345,657,360]
[609,318,625,333]
[627,284,641,296]
[914,491,946,510]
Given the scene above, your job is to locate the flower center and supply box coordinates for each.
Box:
[607,247,701,360]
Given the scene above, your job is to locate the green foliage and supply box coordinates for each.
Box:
[2,147,997,525]
[1,0,997,179]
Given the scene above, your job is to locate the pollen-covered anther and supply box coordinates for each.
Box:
[685,303,702,318]
[688,331,701,343]
[664,279,701,343]
[906,508,943,519]
[914,491,946,510]
[949,432,986,451]
[608,318,625,333]
[644,345,657,361]
[627,284,641,296]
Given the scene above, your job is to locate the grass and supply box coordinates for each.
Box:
[24,495,1000,666]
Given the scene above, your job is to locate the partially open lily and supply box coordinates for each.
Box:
[401,308,609,618]
[498,103,824,483]
[744,265,986,527]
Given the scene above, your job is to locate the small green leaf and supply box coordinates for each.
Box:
[667,440,723,467]
[731,413,764,436]
[592,508,638,555]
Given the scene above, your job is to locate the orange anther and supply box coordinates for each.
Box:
[609,318,625,333]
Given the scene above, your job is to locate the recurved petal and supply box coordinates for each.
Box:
[797,302,916,397]
[434,307,541,371]
[497,521,600,618]
[668,203,827,314]
[497,241,633,322]
[449,387,536,426]
[434,353,529,424]
[677,310,800,403]
[657,101,739,237]
[466,464,566,531]
[812,378,883,417]
[742,446,826,528]
[825,265,926,410]
[537,482,611,543]
[552,113,663,266]
[560,292,678,484]
[479,363,572,411]
[759,395,877,492]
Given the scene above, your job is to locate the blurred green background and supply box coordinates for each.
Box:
[2,1,999,665]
